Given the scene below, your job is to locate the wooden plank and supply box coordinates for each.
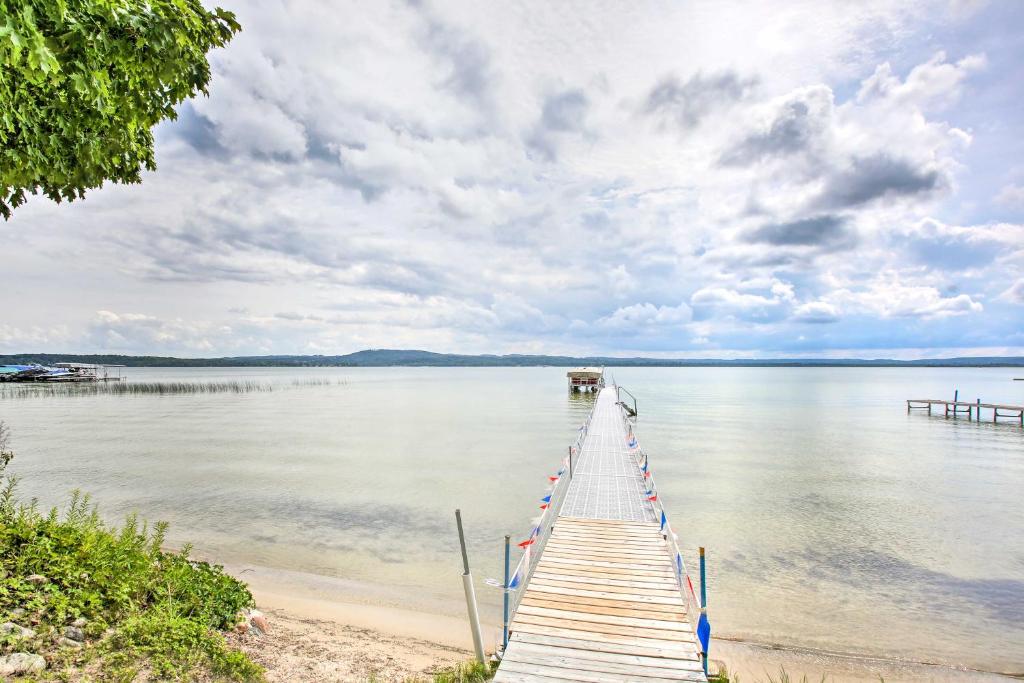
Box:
[544,541,669,558]
[555,519,660,531]
[540,554,674,571]
[502,649,699,678]
[507,639,703,671]
[550,534,667,548]
[549,536,657,547]
[536,559,676,580]
[493,669,571,683]
[528,576,684,599]
[559,517,660,528]
[519,590,688,615]
[528,577,688,602]
[541,549,671,565]
[544,541,667,556]
[520,596,688,621]
[552,528,664,540]
[510,632,699,662]
[555,524,663,536]
[511,621,695,653]
[531,570,678,590]
[512,612,692,642]
[542,548,670,564]
[540,551,673,568]
[499,658,696,683]
[516,604,693,633]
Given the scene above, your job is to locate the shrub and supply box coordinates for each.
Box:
[0,466,262,680]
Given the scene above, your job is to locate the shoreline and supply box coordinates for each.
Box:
[224,561,1020,682]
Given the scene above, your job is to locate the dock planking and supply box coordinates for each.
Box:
[495,386,705,683]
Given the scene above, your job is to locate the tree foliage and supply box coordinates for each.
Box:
[0,0,240,218]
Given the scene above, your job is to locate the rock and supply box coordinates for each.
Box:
[25,574,48,586]
[250,614,269,634]
[235,622,249,634]
[10,608,27,619]
[0,622,35,639]
[0,652,46,676]
[64,625,85,642]
[57,637,83,649]
[71,617,87,628]
[240,608,269,636]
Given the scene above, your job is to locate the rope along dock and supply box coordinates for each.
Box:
[495,386,708,682]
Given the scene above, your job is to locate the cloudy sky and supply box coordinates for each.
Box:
[3,0,1023,358]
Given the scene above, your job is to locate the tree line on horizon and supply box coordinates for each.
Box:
[1,350,1022,368]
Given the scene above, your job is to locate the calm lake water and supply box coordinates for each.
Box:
[2,367,1022,673]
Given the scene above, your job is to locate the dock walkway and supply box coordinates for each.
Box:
[907,398,1024,425]
[495,387,706,682]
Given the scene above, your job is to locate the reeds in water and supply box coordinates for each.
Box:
[0,377,344,399]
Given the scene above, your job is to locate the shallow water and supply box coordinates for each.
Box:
[2,367,1022,673]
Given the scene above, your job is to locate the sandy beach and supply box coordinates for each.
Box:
[223,563,1019,683]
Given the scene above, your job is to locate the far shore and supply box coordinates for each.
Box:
[219,560,1019,683]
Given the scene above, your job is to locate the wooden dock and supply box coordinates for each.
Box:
[907,399,1024,425]
[495,387,707,682]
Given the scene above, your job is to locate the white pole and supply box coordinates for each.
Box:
[456,509,486,664]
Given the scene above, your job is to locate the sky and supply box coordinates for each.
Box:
[2,0,1023,359]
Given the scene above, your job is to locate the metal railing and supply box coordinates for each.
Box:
[619,390,709,671]
[500,398,598,648]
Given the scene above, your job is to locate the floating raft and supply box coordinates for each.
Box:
[495,387,706,682]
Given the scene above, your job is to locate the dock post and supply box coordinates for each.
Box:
[699,547,708,677]
[502,534,510,652]
[977,398,981,422]
[569,445,573,479]
[455,510,486,665]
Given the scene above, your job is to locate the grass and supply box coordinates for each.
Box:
[0,436,264,681]
[0,377,343,399]
[428,660,495,682]
[385,659,494,682]
[710,664,834,683]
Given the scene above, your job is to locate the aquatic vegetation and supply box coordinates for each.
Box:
[0,377,345,399]
[0,460,263,680]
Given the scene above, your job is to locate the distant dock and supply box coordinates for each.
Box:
[907,399,1024,425]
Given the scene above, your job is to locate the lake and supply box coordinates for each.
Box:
[1,367,1022,674]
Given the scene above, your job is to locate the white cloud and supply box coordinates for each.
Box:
[596,302,692,330]
[1,1,1021,357]
[793,301,840,323]
[996,184,1024,208]
[1001,279,1024,304]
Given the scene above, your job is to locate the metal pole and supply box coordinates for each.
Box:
[699,547,707,609]
[455,510,486,664]
[699,546,708,677]
[568,445,573,479]
[502,534,511,651]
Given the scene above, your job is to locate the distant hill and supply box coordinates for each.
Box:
[2,350,1023,367]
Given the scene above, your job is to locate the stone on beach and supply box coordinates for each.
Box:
[0,622,35,639]
[64,625,86,642]
[239,608,269,636]
[0,653,46,676]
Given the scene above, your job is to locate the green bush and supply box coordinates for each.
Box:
[0,469,262,681]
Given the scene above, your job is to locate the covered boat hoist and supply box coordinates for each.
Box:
[566,367,604,393]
